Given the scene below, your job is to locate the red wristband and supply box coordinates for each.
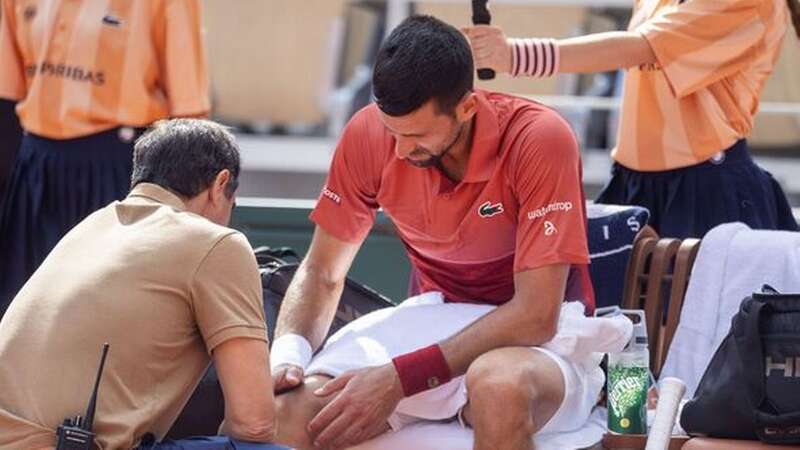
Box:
[391,344,452,397]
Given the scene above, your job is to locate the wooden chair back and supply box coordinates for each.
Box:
[603,228,701,449]
[621,226,701,377]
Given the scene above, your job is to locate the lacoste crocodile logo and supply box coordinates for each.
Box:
[478,201,504,218]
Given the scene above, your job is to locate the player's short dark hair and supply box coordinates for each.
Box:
[372,15,474,117]
[131,119,240,199]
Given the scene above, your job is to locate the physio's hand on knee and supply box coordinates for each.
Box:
[273,363,304,394]
[307,364,402,449]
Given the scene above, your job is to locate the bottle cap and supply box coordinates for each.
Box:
[620,309,648,350]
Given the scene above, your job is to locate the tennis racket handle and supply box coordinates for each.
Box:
[471,0,496,80]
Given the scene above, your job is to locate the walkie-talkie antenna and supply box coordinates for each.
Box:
[82,343,110,432]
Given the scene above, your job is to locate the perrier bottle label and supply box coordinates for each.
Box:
[607,365,648,434]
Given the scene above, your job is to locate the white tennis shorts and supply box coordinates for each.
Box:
[306,292,605,434]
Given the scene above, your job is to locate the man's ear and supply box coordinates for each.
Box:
[456,92,478,122]
[210,169,231,204]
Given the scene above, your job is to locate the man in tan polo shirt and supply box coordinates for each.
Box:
[0,119,287,450]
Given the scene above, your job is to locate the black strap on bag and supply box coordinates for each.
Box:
[735,288,800,444]
[257,245,394,342]
[253,246,299,266]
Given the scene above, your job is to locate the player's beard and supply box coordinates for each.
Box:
[405,122,465,169]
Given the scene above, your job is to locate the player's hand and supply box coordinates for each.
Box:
[272,363,305,394]
[463,25,513,74]
[308,363,402,449]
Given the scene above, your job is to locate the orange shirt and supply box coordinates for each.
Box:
[0,0,209,139]
[614,0,789,171]
[311,91,591,306]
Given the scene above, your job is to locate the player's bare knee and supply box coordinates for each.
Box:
[273,376,330,450]
[468,366,532,406]
[468,350,540,397]
[466,349,564,431]
[466,357,535,426]
[273,391,313,449]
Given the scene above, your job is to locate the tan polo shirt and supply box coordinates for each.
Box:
[0,0,210,139]
[0,183,267,449]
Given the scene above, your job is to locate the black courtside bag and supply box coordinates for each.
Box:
[255,246,395,342]
[166,246,395,439]
[681,285,800,444]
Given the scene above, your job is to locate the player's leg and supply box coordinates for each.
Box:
[273,374,393,449]
[273,375,331,449]
[461,347,565,450]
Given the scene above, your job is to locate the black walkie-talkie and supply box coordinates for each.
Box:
[55,343,110,450]
[471,0,496,80]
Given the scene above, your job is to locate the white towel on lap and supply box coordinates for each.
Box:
[306,292,632,449]
[308,293,632,378]
[307,292,495,423]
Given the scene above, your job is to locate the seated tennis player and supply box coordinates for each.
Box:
[269,15,605,450]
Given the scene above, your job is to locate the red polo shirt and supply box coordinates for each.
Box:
[310,90,592,308]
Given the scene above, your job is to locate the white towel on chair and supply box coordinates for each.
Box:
[660,223,800,398]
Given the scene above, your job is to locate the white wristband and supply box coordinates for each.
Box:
[270,333,313,372]
[508,38,560,78]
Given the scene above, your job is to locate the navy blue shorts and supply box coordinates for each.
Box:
[138,436,289,450]
[0,128,139,315]
[596,140,798,239]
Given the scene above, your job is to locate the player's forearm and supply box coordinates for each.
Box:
[274,261,344,351]
[557,31,656,73]
[438,299,559,376]
[215,338,277,442]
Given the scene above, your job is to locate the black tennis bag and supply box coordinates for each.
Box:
[680,285,800,444]
[166,246,395,439]
[255,246,395,342]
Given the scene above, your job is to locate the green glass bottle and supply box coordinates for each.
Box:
[607,310,649,434]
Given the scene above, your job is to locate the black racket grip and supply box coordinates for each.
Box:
[471,0,496,80]
[471,0,491,25]
[477,68,495,80]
